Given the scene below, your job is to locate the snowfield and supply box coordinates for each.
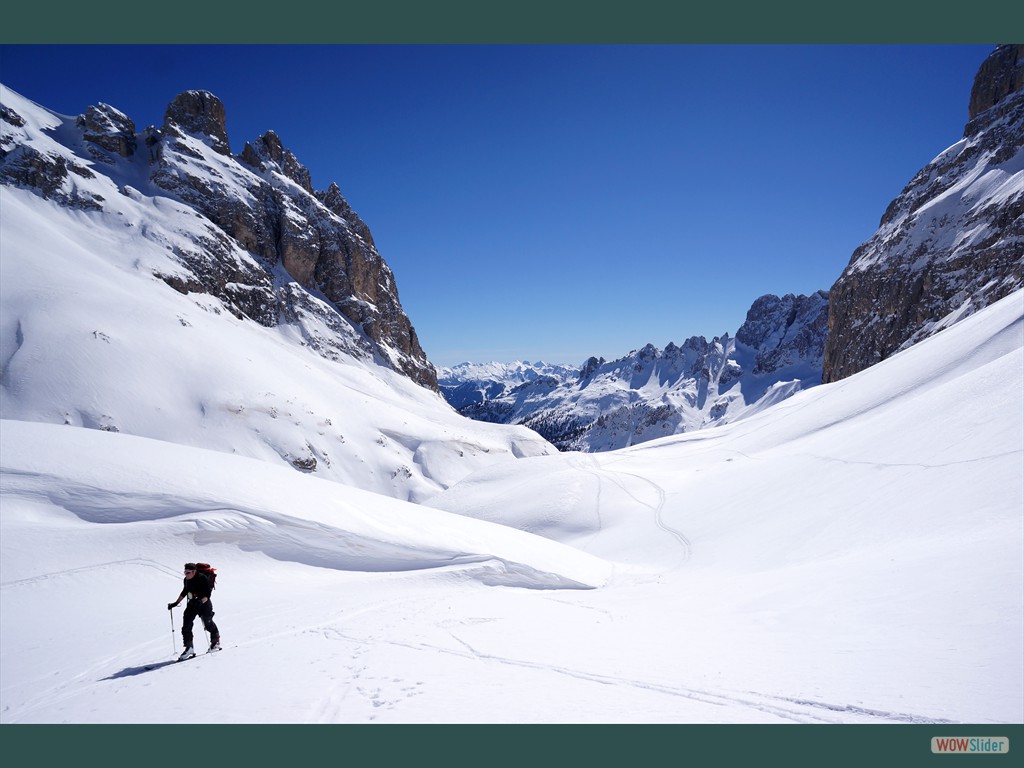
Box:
[2,289,1021,724]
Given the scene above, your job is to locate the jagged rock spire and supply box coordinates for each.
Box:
[968,44,1024,123]
[163,90,231,155]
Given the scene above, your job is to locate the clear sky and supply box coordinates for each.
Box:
[0,44,995,367]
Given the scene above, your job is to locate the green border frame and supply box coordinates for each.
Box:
[1,0,1021,43]
[2,723,1023,766]
[2,1,1022,766]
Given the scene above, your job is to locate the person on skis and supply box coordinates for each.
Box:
[168,562,221,659]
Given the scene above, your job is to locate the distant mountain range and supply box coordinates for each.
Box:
[442,292,829,451]
[437,361,582,410]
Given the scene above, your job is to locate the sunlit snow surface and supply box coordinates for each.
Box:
[2,290,1021,724]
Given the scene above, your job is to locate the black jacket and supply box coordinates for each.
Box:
[178,571,213,601]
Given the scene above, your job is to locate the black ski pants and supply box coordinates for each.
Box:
[182,597,219,648]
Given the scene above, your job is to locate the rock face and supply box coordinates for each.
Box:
[77,103,137,159]
[454,292,829,452]
[152,91,436,389]
[823,45,1024,383]
[163,89,230,155]
[736,292,830,376]
[1,87,436,390]
[969,44,1024,121]
[0,99,103,210]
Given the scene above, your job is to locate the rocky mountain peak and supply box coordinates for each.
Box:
[738,291,829,376]
[163,90,230,155]
[316,181,375,247]
[0,85,437,392]
[320,181,350,215]
[579,356,605,381]
[241,130,315,195]
[149,90,436,390]
[968,44,1024,124]
[823,46,1023,384]
[76,103,136,158]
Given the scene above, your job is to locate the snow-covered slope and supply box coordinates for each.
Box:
[0,85,554,501]
[0,420,610,589]
[2,289,1020,724]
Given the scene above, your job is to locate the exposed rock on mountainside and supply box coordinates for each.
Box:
[77,103,137,159]
[0,84,553,500]
[737,292,830,376]
[1,87,436,390]
[969,44,1024,120]
[1,101,104,211]
[823,44,1024,383]
[163,89,230,155]
[454,292,829,452]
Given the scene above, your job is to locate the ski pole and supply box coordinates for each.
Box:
[169,605,177,655]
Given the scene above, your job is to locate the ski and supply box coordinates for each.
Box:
[175,646,221,661]
[143,646,222,670]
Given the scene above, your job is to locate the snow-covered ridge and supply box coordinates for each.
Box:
[0,84,435,387]
[0,85,554,500]
[450,292,829,452]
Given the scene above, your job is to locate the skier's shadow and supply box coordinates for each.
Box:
[101,660,176,679]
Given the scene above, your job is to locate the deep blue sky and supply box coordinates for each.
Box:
[0,45,995,366]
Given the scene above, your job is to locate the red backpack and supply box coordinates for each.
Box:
[194,562,217,590]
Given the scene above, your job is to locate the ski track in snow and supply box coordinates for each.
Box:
[574,454,692,562]
[232,586,960,725]
[320,621,958,724]
[1,556,180,588]
[603,465,692,561]
[784,449,1024,471]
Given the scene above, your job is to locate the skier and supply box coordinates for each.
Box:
[168,562,221,659]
